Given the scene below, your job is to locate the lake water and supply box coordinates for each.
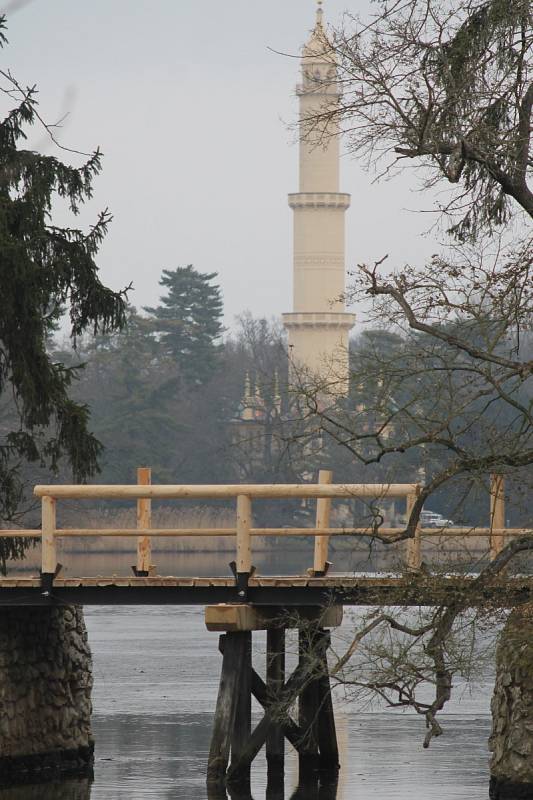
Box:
[1,550,496,799]
[0,603,494,800]
[85,605,493,800]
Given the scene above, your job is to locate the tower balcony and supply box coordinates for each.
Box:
[296,80,341,97]
[282,311,356,331]
[288,192,351,210]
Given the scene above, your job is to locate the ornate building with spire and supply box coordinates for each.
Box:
[232,4,355,478]
[282,1,355,394]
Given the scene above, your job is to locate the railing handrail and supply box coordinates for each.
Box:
[2,526,530,539]
[33,482,419,499]
[21,471,514,583]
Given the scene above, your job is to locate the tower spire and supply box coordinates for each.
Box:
[316,0,324,28]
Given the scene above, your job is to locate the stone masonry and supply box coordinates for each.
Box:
[490,602,533,799]
[0,606,93,785]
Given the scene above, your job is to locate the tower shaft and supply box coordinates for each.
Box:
[283,6,355,393]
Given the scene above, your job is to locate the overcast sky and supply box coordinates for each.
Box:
[2,0,439,331]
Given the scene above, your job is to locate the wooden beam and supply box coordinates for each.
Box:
[251,668,305,754]
[226,715,271,782]
[34,482,420,500]
[227,646,327,780]
[205,604,343,632]
[56,527,236,537]
[313,470,333,574]
[49,525,532,538]
[136,467,152,576]
[229,651,322,779]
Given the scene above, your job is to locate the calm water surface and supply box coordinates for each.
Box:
[84,606,492,800]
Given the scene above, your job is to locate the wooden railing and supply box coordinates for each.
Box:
[0,470,525,580]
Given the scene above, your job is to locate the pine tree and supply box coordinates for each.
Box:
[144,265,224,386]
[0,17,127,569]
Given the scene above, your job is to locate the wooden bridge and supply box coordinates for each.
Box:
[0,469,531,607]
[1,470,531,789]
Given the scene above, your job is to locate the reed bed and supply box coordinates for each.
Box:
[55,506,309,554]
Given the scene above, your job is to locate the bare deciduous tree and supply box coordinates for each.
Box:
[309,0,532,238]
[286,0,533,749]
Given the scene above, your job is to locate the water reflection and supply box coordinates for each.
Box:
[0,772,339,800]
[207,769,339,800]
[0,778,92,800]
[7,544,400,580]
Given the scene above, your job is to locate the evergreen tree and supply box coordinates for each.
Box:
[0,17,127,569]
[65,307,185,483]
[144,266,223,386]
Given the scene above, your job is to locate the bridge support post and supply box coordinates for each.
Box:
[206,606,341,791]
[0,606,94,787]
[490,602,533,799]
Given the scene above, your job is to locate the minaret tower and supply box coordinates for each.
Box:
[282,1,355,393]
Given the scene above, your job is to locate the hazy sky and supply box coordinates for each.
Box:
[2,0,439,331]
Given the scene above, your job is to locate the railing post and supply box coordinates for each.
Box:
[406,486,422,571]
[236,494,252,598]
[135,467,152,577]
[41,495,57,590]
[134,467,152,578]
[313,470,333,575]
[490,474,505,561]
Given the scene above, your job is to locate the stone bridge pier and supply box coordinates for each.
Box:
[0,606,93,787]
[490,602,533,799]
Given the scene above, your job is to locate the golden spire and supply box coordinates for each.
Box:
[240,372,254,421]
[273,369,282,415]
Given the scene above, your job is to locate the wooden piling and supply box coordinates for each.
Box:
[490,474,505,561]
[266,766,285,800]
[313,470,333,575]
[41,496,57,577]
[266,627,285,769]
[136,467,152,576]
[207,633,250,786]
[298,627,320,771]
[230,631,252,784]
[315,631,339,770]
[208,610,340,789]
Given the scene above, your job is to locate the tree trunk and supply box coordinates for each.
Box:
[489,603,533,799]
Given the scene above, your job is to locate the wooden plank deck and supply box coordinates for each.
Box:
[0,574,531,607]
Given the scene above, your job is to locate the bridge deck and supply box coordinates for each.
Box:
[1,574,531,606]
